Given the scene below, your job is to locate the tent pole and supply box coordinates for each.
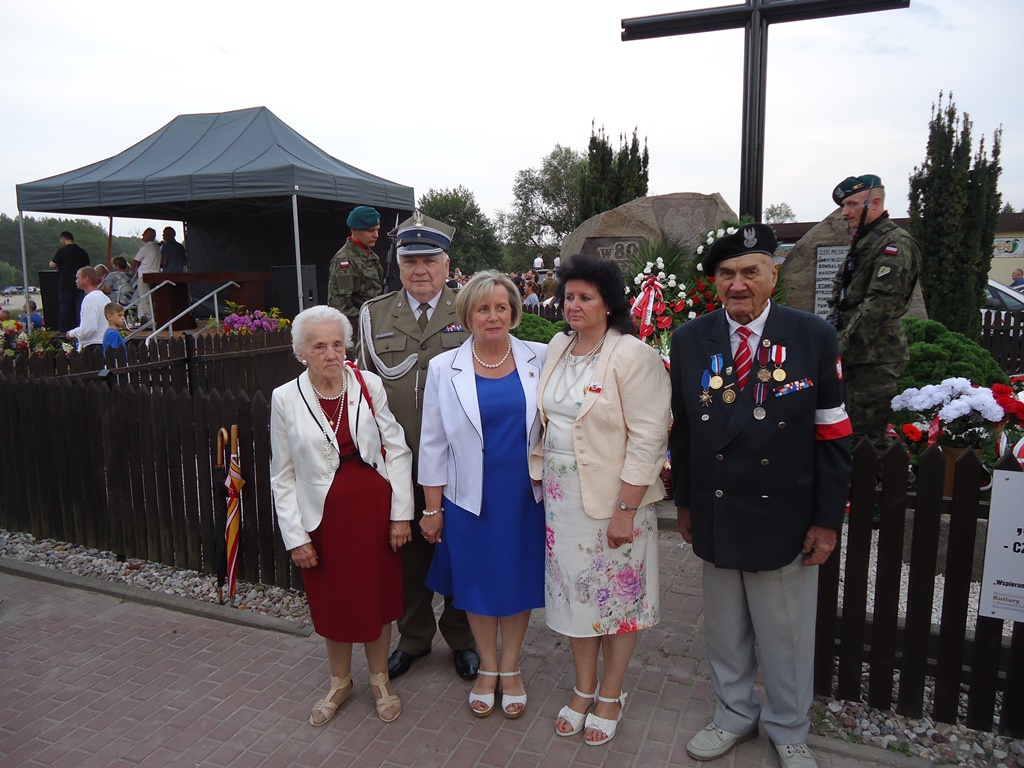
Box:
[17,211,34,331]
[107,216,114,268]
[291,190,303,316]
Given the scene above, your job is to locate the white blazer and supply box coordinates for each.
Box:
[418,335,546,515]
[270,367,414,551]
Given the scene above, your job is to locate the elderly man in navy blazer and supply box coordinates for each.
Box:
[669,224,852,768]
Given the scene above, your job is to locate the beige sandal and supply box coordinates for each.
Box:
[309,674,353,727]
[369,671,402,723]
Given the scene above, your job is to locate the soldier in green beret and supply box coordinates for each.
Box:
[327,205,384,347]
[827,175,921,482]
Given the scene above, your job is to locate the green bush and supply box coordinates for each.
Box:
[512,312,563,344]
[897,317,1008,391]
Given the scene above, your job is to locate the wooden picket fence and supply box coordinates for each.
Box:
[815,440,1023,737]
[0,330,302,394]
[0,353,1022,736]
[980,308,1024,374]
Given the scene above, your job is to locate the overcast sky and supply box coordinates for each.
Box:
[1,0,1019,237]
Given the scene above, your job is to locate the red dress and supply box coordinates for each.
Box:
[303,398,403,642]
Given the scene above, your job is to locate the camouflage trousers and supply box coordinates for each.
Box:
[844,361,905,460]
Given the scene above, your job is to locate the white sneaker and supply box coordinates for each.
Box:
[686,723,758,760]
[775,743,818,768]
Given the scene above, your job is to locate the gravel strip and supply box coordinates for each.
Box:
[2,527,1020,766]
[0,528,310,625]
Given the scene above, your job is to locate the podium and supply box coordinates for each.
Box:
[144,272,271,331]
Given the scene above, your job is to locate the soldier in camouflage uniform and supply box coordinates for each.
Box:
[827,175,921,462]
[327,206,384,347]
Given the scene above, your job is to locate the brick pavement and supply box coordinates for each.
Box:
[0,534,923,768]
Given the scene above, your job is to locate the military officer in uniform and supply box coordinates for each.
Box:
[670,224,853,768]
[827,175,920,463]
[358,211,480,682]
[328,206,384,347]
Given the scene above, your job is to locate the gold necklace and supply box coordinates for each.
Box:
[551,331,608,403]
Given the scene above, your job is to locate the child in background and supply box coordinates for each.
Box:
[102,302,127,357]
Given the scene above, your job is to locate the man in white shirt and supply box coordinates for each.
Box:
[533,253,543,270]
[67,267,110,351]
[132,227,163,322]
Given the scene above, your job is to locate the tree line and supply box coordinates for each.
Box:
[0,214,142,285]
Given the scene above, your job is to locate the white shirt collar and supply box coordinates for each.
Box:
[406,291,441,315]
[726,300,772,340]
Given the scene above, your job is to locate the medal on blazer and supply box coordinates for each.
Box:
[756,344,772,383]
[753,381,768,420]
[722,385,737,404]
[699,369,713,407]
[709,354,724,389]
[770,344,787,382]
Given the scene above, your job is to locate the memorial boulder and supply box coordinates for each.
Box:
[559,192,736,266]
[778,209,927,320]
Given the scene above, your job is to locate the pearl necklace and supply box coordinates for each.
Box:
[551,331,608,403]
[311,375,348,465]
[472,337,512,369]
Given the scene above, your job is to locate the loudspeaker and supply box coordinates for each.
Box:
[271,265,318,319]
[38,270,60,330]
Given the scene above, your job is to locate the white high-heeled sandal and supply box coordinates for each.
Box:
[499,670,527,719]
[555,686,598,737]
[584,691,627,746]
[468,670,499,718]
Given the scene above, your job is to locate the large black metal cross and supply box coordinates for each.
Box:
[622,0,910,219]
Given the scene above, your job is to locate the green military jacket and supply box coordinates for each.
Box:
[357,286,468,460]
[828,216,920,365]
[327,239,383,336]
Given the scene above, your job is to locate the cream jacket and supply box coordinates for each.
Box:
[270,367,414,551]
[419,335,546,515]
[531,329,670,519]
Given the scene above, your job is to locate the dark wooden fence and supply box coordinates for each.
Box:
[1,334,1022,736]
[0,330,302,393]
[980,308,1024,374]
[814,440,1023,738]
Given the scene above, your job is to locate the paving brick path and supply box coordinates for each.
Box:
[0,534,921,768]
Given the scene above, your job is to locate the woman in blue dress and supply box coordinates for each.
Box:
[419,270,547,720]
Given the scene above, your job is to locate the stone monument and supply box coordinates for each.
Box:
[778,209,927,320]
[559,192,737,266]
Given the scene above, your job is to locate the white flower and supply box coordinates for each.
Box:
[726,227,738,235]
[643,265,652,275]
[657,271,666,280]
[696,245,704,255]
[696,263,704,272]
[634,274,643,285]
[706,235,714,245]
[716,228,725,238]
[667,278,677,288]
[645,261,654,270]
[687,311,697,320]
[655,257,665,268]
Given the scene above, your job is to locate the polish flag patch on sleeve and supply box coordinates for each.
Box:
[836,356,843,380]
[884,245,899,255]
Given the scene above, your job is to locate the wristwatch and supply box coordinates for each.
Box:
[616,501,639,512]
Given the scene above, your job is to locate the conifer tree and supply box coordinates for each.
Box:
[908,93,1002,337]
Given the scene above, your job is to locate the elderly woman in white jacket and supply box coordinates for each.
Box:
[418,271,547,720]
[271,306,413,728]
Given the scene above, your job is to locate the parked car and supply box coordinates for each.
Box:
[2,286,22,295]
[984,278,1024,316]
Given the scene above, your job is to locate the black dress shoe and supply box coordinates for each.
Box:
[453,648,480,680]
[388,649,429,679]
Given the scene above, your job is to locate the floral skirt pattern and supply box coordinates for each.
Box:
[543,452,659,637]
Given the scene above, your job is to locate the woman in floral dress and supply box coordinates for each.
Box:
[533,255,671,746]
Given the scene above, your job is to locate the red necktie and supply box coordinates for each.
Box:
[735,326,752,391]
